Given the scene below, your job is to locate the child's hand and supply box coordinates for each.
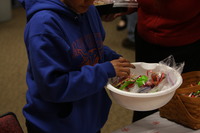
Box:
[110,57,135,78]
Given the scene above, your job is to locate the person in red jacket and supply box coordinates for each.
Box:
[103,0,200,122]
[133,0,200,122]
[135,0,200,66]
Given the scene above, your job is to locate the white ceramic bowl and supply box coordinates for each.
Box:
[106,62,183,111]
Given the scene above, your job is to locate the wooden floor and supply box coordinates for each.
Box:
[0,7,135,133]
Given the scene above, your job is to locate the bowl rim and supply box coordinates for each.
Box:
[106,62,183,98]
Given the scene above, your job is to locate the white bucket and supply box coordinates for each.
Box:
[107,62,183,111]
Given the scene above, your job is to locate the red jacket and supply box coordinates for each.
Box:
[137,0,200,46]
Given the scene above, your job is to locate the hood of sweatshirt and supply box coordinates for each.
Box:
[18,0,76,21]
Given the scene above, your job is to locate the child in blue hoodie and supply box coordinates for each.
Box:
[18,0,134,133]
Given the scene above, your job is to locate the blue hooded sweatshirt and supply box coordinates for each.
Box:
[18,0,121,132]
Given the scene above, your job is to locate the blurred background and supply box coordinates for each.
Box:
[0,1,135,132]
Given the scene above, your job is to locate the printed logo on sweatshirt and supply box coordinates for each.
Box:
[71,33,103,67]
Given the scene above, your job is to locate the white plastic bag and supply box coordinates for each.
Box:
[94,0,113,5]
[113,0,138,8]
[94,0,138,8]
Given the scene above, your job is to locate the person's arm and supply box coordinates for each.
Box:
[103,45,121,61]
[28,33,116,103]
[29,33,134,103]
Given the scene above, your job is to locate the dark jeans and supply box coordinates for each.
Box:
[132,109,158,122]
[26,120,101,133]
[26,120,42,133]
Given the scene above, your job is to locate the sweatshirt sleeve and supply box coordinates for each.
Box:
[27,34,116,103]
[103,45,122,61]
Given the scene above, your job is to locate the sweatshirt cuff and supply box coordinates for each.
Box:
[101,62,116,78]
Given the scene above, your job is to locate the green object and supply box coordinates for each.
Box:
[119,81,134,90]
[195,90,200,95]
[198,81,200,85]
[136,75,148,87]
